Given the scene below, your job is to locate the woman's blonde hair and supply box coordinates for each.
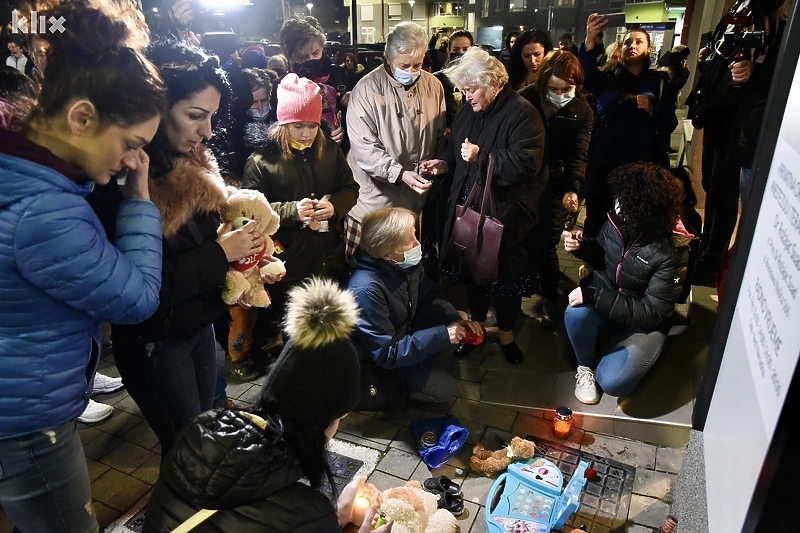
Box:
[358,207,417,259]
[268,123,325,160]
[600,40,624,72]
[443,46,508,91]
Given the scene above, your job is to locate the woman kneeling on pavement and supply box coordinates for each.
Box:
[348,207,482,404]
[563,162,690,404]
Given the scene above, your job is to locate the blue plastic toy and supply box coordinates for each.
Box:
[485,456,589,532]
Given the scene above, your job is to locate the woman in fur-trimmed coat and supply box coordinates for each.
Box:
[108,41,269,456]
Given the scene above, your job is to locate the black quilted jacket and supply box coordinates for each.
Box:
[574,212,690,332]
[143,409,340,533]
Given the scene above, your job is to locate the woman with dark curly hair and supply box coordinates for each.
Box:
[562,162,691,404]
[507,29,554,90]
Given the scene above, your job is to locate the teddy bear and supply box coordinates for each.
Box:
[379,481,460,533]
[217,187,281,308]
[469,436,537,476]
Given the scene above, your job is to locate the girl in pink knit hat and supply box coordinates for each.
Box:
[228,74,359,379]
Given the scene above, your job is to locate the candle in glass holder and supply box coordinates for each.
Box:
[352,496,371,527]
[554,406,573,439]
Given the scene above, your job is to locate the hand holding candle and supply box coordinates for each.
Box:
[352,494,372,527]
[336,476,384,529]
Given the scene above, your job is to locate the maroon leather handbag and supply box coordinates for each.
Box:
[442,153,504,284]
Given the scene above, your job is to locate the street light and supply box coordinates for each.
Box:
[307,2,313,15]
[409,0,415,17]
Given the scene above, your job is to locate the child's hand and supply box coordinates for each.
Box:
[296,198,316,222]
[312,199,335,221]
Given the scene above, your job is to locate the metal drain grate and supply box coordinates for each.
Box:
[320,450,364,505]
[527,438,636,533]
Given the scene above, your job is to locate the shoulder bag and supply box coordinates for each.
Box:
[442,152,504,284]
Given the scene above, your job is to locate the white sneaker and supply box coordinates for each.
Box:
[92,373,124,395]
[77,399,113,423]
[575,366,600,404]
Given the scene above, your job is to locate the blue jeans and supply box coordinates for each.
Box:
[0,421,99,533]
[113,326,216,456]
[213,339,228,409]
[564,305,667,397]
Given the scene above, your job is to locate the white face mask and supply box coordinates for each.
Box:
[546,90,575,109]
[394,244,422,269]
[247,106,270,122]
[393,66,421,86]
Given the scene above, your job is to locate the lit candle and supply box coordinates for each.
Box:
[352,496,371,527]
[553,406,573,439]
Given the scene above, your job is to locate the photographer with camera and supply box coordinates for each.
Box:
[687,0,790,286]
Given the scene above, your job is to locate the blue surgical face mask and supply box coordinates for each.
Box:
[394,244,422,269]
[393,66,421,86]
[546,90,575,109]
[247,106,270,122]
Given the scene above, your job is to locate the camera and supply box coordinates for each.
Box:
[722,29,764,51]
[720,13,764,58]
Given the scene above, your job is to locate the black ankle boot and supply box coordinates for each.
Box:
[500,341,524,365]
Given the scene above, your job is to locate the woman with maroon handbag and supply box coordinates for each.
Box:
[421,47,547,365]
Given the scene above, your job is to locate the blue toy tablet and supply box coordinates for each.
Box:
[486,457,588,532]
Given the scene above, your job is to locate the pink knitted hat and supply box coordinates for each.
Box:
[277,73,322,125]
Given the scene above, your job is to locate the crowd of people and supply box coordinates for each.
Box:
[0,0,789,529]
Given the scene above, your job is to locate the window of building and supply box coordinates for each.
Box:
[510,0,527,10]
[433,2,465,16]
[388,3,402,20]
[361,26,375,44]
[482,0,489,17]
[360,4,373,21]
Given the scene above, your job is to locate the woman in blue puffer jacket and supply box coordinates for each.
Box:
[0,3,167,532]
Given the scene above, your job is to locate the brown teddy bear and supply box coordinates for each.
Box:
[469,436,537,476]
[218,187,280,307]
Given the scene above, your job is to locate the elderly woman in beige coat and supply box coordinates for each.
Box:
[344,21,446,258]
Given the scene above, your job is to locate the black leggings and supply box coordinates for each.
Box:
[466,288,521,332]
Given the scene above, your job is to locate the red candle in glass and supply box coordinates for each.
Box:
[462,328,484,345]
[554,406,573,439]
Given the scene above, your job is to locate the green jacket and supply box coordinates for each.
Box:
[243,135,358,285]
